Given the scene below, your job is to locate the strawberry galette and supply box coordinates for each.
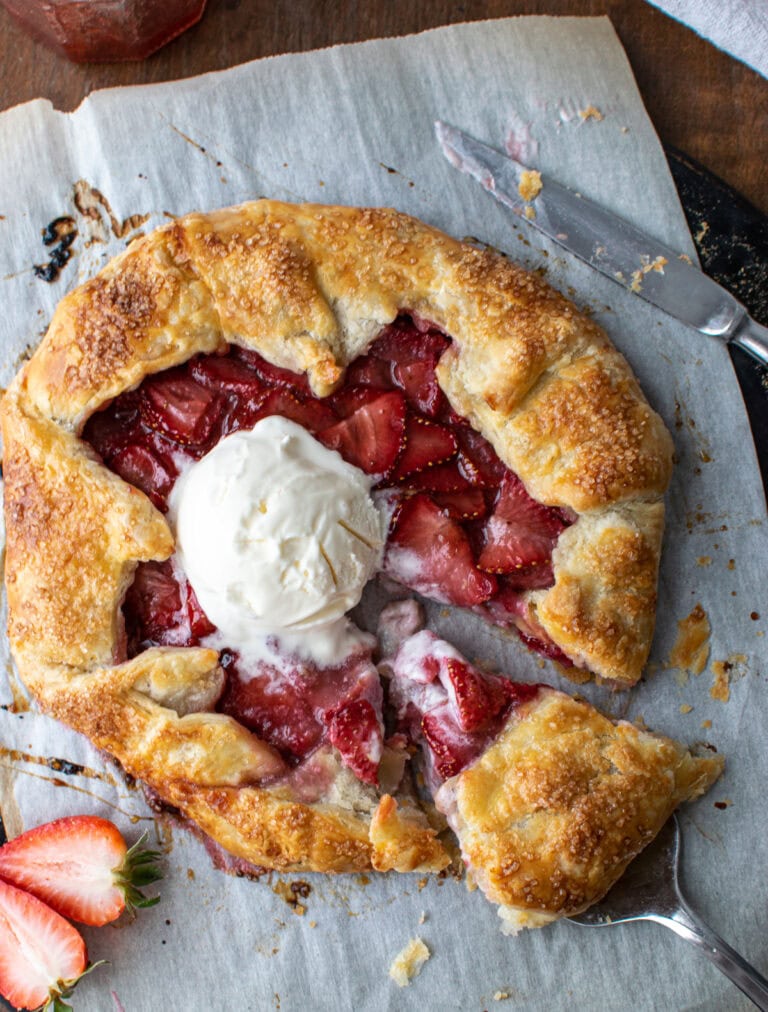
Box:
[2,201,717,923]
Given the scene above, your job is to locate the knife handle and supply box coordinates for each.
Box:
[732,317,768,369]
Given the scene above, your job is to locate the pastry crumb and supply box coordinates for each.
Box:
[309,920,317,928]
[418,910,427,925]
[701,719,712,729]
[523,206,536,221]
[620,126,629,134]
[679,703,693,714]
[518,169,542,202]
[579,104,603,121]
[678,253,693,264]
[629,255,668,293]
[417,876,428,892]
[669,604,710,676]
[493,991,510,1001]
[697,556,712,566]
[389,938,430,987]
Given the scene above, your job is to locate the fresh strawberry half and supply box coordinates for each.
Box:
[141,371,225,446]
[391,415,457,481]
[478,473,567,573]
[384,493,496,607]
[319,390,406,476]
[325,698,383,786]
[0,878,97,1012]
[0,816,162,928]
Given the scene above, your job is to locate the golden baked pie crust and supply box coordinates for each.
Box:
[3,200,676,873]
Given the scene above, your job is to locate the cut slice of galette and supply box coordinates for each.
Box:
[386,628,723,932]
[2,200,680,878]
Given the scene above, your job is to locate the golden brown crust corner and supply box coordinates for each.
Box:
[437,689,723,923]
[2,200,674,871]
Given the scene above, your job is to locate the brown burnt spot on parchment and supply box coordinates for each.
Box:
[272,878,312,916]
[0,745,147,823]
[674,398,714,466]
[668,603,710,679]
[33,216,77,283]
[73,179,149,243]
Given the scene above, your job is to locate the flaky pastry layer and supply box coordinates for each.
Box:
[436,689,722,930]
[2,201,674,871]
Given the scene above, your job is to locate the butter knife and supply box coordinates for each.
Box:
[435,121,768,367]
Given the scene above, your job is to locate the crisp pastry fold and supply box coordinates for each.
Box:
[437,690,722,931]
[2,200,677,875]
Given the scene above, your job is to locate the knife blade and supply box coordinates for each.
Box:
[435,121,768,367]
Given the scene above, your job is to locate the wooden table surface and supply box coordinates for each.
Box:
[0,0,766,214]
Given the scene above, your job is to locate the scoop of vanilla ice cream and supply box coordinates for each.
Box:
[170,416,385,645]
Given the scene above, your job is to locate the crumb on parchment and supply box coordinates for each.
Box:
[518,169,542,202]
[524,207,536,221]
[389,938,430,987]
[679,703,693,714]
[579,104,603,121]
[494,991,510,1001]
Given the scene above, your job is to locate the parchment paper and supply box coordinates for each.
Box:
[0,17,765,1012]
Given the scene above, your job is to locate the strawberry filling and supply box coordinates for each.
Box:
[388,630,541,789]
[83,315,573,788]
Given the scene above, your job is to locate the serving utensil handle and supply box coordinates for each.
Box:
[732,317,768,369]
[649,902,768,1010]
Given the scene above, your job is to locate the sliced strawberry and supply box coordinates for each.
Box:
[185,583,216,639]
[421,706,478,781]
[123,560,182,647]
[478,473,566,573]
[442,658,509,733]
[370,321,449,365]
[384,493,496,607]
[401,460,470,493]
[234,347,311,393]
[391,415,457,481]
[319,390,406,475]
[141,371,225,446]
[83,397,140,461]
[431,489,487,520]
[219,665,323,760]
[326,698,383,786]
[503,562,556,591]
[110,443,174,510]
[189,354,268,398]
[0,816,162,929]
[456,428,507,488]
[345,354,393,390]
[0,878,93,1012]
[328,383,385,419]
[518,630,574,667]
[392,359,445,417]
[254,387,337,433]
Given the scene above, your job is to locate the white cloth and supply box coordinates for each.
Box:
[646,0,768,78]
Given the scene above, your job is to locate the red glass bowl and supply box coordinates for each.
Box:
[1,0,208,63]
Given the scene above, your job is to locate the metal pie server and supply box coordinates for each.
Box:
[435,121,768,368]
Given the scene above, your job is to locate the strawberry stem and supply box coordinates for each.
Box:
[39,961,107,1012]
[117,833,163,912]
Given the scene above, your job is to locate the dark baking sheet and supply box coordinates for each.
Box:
[667,148,768,504]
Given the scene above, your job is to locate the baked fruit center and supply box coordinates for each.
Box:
[83,315,572,787]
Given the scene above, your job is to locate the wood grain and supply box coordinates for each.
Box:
[0,0,766,212]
